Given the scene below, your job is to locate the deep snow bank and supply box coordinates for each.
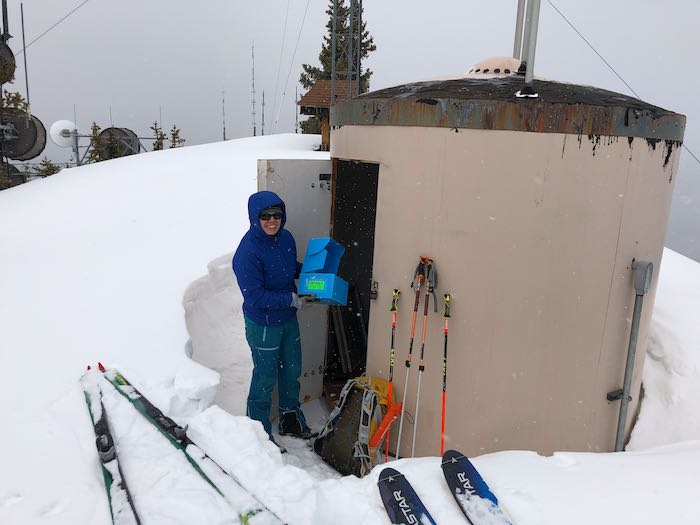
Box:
[628,248,700,449]
[0,134,325,525]
[183,252,251,416]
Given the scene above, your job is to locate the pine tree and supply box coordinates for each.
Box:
[34,157,61,177]
[169,125,185,148]
[86,122,105,163]
[151,122,166,150]
[0,169,10,190]
[299,0,376,134]
[0,90,28,112]
[103,129,121,160]
[0,163,24,190]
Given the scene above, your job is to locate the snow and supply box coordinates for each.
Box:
[1,133,699,524]
[627,248,700,450]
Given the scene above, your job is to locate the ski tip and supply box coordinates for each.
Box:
[98,362,106,372]
[377,467,404,484]
[441,449,467,465]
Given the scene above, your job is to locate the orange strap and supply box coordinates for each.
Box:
[369,402,403,449]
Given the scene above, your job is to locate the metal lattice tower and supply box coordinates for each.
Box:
[251,42,257,137]
[330,0,362,109]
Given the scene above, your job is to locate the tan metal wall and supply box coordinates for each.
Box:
[331,125,681,457]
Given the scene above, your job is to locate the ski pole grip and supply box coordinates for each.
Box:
[391,288,400,311]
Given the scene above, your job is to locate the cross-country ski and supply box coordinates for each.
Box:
[97,364,282,525]
[81,369,141,525]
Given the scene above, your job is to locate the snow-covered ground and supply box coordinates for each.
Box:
[1,134,699,525]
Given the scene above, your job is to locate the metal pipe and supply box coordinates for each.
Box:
[524,0,541,86]
[513,0,526,59]
[520,0,533,70]
[1,0,8,43]
[330,0,337,107]
[613,260,653,451]
[73,129,81,166]
[346,0,354,101]
[21,4,30,110]
[354,0,362,96]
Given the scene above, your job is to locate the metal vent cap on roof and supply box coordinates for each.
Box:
[467,56,521,78]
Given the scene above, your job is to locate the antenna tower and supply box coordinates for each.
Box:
[222,90,226,141]
[251,42,257,137]
[261,91,265,136]
[0,0,47,178]
[331,0,362,109]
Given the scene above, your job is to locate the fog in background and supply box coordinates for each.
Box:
[6,0,699,259]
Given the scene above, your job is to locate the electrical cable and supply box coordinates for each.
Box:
[271,0,291,132]
[273,0,311,132]
[546,0,699,166]
[14,0,92,57]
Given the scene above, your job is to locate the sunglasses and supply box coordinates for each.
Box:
[260,212,282,220]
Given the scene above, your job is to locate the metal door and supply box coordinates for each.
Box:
[258,158,332,402]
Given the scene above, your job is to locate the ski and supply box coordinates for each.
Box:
[81,369,141,525]
[377,467,436,525]
[98,364,282,525]
[441,449,512,525]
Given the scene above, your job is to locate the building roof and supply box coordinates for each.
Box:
[330,77,685,141]
[298,80,356,109]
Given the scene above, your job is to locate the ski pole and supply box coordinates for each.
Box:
[411,258,434,457]
[396,260,426,458]
[440,293,451,456]
[385,288,400,461]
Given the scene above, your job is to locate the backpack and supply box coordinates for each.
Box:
[313,375,388,477]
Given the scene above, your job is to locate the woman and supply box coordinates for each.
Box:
[232,190,314,446]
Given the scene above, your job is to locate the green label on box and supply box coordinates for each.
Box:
[307,279,326,291]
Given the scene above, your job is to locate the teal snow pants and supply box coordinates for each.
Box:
[244,315,307,436]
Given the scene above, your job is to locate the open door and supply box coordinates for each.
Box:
[326,159,379,381]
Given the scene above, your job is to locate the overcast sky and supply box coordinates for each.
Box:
[5,0,699,258]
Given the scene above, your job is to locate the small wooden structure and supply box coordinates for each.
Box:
[298,80,354,151]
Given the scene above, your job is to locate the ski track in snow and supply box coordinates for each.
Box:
[0,493,24,507]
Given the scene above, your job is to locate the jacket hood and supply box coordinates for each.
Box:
[247,191,286,238]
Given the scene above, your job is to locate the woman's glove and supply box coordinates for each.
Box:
[291,293,317,310]
[290,292,303,309]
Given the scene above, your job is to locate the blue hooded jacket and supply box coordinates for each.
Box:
[232,191,302,326]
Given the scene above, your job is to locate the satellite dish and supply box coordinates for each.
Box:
[49,120,77,148]
[14,115,47,161]
[1,110,44,160]
[98,127,139,159]
[0,42,16,85]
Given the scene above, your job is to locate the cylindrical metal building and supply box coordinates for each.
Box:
[328,73,685,457]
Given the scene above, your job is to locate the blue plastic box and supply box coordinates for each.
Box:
[298,238,349,306]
